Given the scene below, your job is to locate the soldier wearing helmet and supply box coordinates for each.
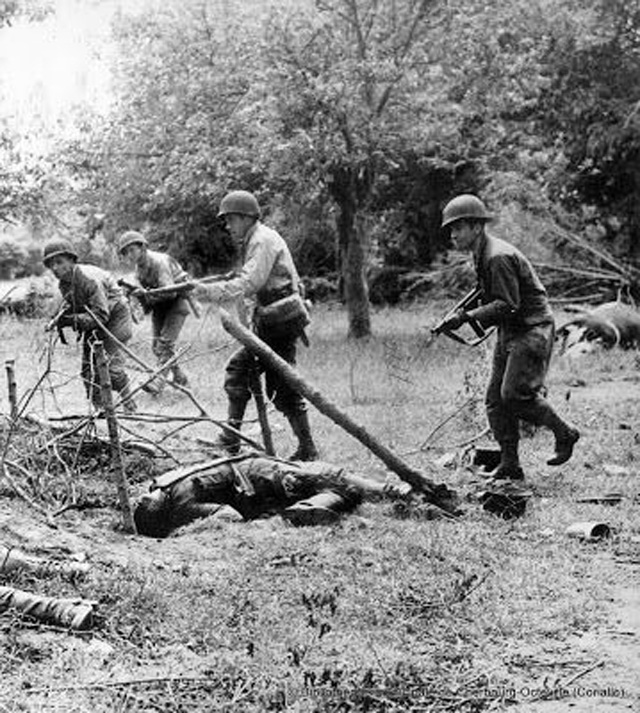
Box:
[117,230,191,391]
[438,194,579,480]
[195,190,318,461]
[42,238,137,413]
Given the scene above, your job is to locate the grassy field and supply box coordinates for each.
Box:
[0,302,639,712]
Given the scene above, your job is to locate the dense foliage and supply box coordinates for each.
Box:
[2,0,640,332]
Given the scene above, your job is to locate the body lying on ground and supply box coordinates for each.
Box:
[557,301,640,356]
[134,455,395,537]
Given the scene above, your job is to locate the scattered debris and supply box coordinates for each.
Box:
[603,463,631,477]
[475,480,534,519]
[391,500,452,521]
[472,447,502,472]
[557,301,640,356]
[0,585,96,630]
[576,492,623,505]
[565,521,612,541]
[0,544,90,578]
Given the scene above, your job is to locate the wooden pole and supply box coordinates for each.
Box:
[249,358,275,456]
[93,341,136,533]
[219,309,458,513]
[5,359,17,420]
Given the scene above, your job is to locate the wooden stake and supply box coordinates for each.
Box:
[93,340,136,534]
[219,309,458,513]
[5,359,17,420]
[249,358,275,456]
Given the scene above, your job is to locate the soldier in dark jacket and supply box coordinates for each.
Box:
[118,231,191,390]
[438,195,580,480]
[133,456,389,537]
[43,239,137,413]
[195,190,317,461]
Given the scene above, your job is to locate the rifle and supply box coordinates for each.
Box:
[44,302,71,345]
[149,453,254,491]
[117,278,141,296]
[431,286,495,347]
[119,277,202,317]
[119,273,235,318]
[143,272,237,299]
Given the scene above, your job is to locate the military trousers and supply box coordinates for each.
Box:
[485,321,554,444]
[81,300,133,404]
[223,326,305,417]
[151,299,189,365]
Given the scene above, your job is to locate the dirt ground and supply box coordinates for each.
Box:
[1,309,639,712]
[510,377,640,713]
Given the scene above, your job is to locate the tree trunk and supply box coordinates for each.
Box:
[331,168,372,338]
[343,214,371,338]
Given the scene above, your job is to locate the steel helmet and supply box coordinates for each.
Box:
[441,194,491,228]
[134,490,171,538]
[117,230,148,254]
[42,239,78,266]
[218,190,261,219]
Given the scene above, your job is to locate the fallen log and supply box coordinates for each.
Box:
[219,309,459,515]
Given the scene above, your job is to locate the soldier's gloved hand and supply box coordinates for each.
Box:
[440,309,468,332]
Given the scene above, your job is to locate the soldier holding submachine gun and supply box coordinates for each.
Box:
[433,194,580,481]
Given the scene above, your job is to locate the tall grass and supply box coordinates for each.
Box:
[0,303,637,711]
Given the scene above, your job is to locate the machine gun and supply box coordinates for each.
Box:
[431,286,495,347]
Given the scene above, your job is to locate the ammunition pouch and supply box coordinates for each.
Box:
[254,292,310,339]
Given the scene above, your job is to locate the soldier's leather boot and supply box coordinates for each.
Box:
[282,491,344,526]
[212,400,247,455]
[286,410,319,461]
[547,425,580,466]
[488,440,524,481]
[171,365,189,387]
[143,372,166,395]
[521,400,580,466]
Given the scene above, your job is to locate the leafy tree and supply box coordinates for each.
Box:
[0,0,54,226]
[536,0,640,261]
[264,0,455,337]
[0,235,28,278]
[64,0,283,273]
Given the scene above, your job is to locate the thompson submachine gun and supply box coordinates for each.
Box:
[431,286,495,347]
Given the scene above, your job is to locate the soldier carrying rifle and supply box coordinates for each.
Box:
[117,231,191,392]
[435,194,580,481]
[43,239,137,413]
[194,190,318,461]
